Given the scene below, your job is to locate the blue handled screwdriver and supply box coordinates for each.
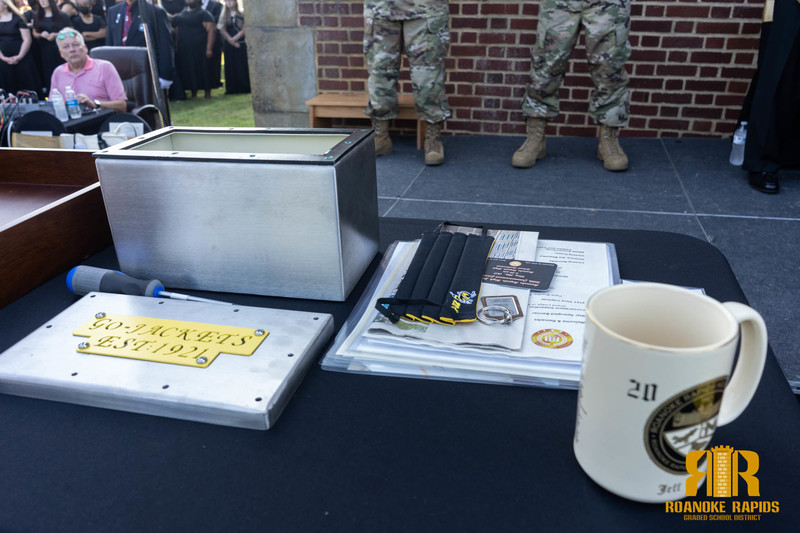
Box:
[67,266,231,305]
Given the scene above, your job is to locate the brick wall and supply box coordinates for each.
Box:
[298,0,764,138]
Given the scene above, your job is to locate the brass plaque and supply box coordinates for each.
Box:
[73,314,268,367]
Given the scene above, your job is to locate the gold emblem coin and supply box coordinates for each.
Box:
[531,328,573,349]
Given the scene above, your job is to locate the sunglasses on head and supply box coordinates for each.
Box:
[56,31,79,40]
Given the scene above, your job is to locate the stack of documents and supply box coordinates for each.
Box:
[322,227,619,389]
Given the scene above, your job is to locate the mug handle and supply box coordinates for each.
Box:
[717,302,768,426]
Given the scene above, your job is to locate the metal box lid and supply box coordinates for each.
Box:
[93,126,374,164]
[0,293,334,430]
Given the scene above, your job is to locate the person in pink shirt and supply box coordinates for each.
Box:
[49,26,126,112]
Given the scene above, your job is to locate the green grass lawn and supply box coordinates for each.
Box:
[168,87,254,127]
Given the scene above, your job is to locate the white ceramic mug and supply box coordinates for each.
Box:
[573,283,767,503]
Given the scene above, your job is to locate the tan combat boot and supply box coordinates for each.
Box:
[511,117,547,168]
[424,121,445,166]
[372,119,393,156]
[597,124,629,171]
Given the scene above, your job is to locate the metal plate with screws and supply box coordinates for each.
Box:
[0,293,333,430]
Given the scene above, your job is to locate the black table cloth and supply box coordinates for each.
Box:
[0,218,797,531]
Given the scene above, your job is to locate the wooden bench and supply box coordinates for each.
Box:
[305,93,425,150]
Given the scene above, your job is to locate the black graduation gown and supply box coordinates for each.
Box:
[222,14,249,94]
[205,0,222,88]
[34,13,66,95]
[71,14,107,51]
[0,14,41,95]
[172,7,214,93]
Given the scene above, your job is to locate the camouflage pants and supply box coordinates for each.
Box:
[522,0,631,127]
[364,15,451,123]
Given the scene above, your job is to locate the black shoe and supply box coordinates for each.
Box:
[748,171,780,194]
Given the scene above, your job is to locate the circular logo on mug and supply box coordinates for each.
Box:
[531,329,573,349]
[644,376,727,474]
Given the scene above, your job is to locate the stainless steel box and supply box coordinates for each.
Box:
[94,127,378,301]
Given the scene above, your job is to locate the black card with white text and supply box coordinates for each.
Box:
[482,259,557,291]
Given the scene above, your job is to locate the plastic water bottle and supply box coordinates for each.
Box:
[729,121,747,166]
[50,88,69,122]
[65,86,81,119]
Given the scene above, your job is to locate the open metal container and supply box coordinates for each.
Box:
[93,127,379,301]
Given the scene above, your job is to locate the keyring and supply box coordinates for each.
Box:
[476,305,513,325]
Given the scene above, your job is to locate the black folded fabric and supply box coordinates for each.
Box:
[376,231,438,322]
[438,233,495,324]
[376,229,494,325]
[421,232,467,323]
[404,232,453,322]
